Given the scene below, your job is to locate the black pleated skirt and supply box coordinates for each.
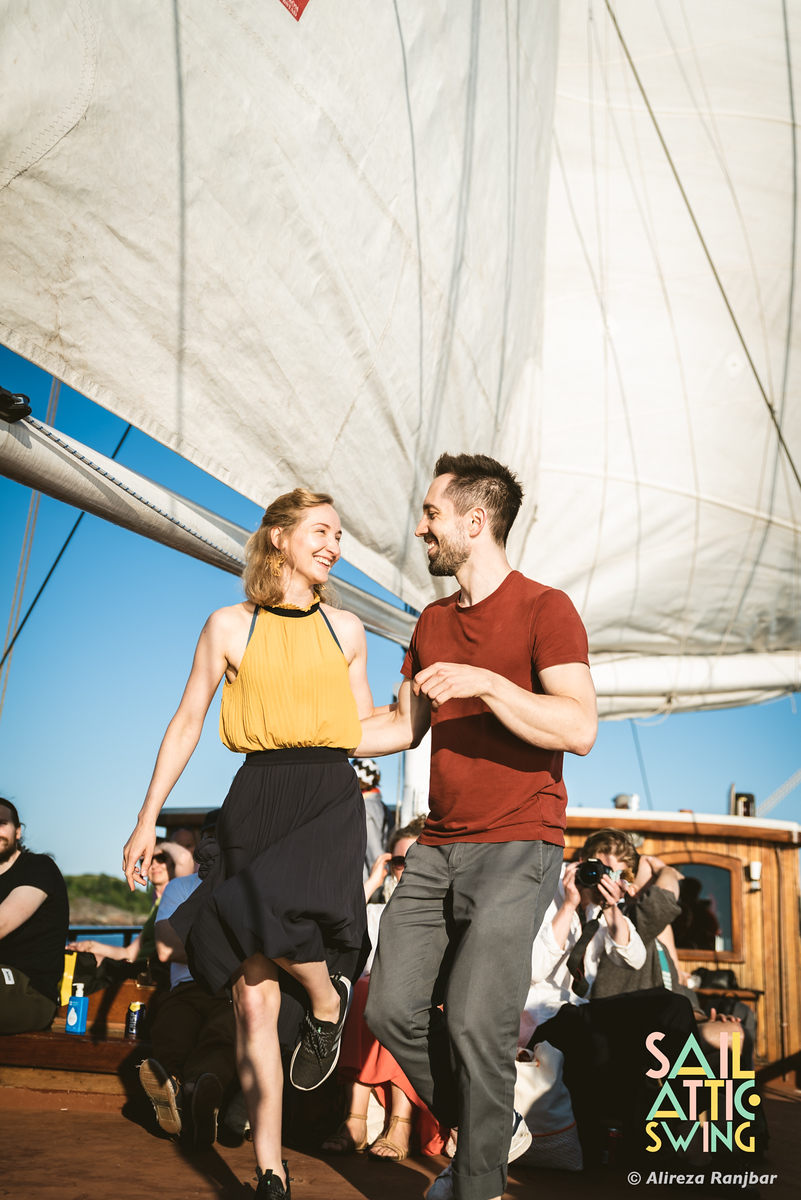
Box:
[171,747,368,1047]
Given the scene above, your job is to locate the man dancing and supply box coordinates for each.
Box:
[358,453,597,1200]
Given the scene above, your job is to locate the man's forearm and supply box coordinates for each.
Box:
[479,674,596,756]
[653,867,682,900]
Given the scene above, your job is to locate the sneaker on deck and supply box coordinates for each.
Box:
[191,1071,222,1149]
[289,974,351,1091]
[255,1161,291,1198]
[139,1058,182,1136]
[424,1111,531,1200]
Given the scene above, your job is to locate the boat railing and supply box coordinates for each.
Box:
[67,924,142,948]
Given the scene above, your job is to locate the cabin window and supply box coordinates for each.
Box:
[670,863,733,953]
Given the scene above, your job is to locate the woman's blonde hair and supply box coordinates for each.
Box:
[242,488,338,607]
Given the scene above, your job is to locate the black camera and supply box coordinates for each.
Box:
[575,858,619,890]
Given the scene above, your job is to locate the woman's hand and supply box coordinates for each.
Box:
[66,938,113,966]
[123,821,157,890]
[364,852,391,901]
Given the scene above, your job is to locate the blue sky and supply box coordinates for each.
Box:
[1,344,799,877]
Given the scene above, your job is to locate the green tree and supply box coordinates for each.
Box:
[65,873,153,917]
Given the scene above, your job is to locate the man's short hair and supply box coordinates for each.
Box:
[580,828,639,876]
[433,453,524,546]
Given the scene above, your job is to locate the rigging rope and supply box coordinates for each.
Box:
[603,0,801,497]
[0,421,132,678]
[756,765,801,818]
[629,718,654,810]
[0,380,61,725]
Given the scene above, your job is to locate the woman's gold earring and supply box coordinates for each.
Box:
[269,552,285,577]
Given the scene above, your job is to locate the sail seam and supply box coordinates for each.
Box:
[540,462,801,535]
[24,418,245,568]
[0,0,97,192]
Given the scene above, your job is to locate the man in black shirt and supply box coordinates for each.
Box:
[0,798,69,1033]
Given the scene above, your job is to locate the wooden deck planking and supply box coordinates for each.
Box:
[0,1098,797,1200]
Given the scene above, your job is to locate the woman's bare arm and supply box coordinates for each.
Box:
[122,609,233,890]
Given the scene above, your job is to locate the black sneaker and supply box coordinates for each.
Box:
[255,1161,291,1198]
[191,1072,222,1149]
[289,974,351,1091]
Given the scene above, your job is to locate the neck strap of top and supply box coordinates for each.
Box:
[247,601,345,656]
[262,601,321,618]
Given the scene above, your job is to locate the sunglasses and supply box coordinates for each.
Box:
[389,855,406,869]
[151,852,169,864]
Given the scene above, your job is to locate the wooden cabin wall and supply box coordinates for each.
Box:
[564,827,801,1079]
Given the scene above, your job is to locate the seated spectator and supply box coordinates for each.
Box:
[520,829,646,1044]
[170,826,200,853]
[351,758,392,887]
[0,798,69,1034]
[138,809,236,1149]
[322,817,446,1162]
[67,839,193,974]
[530,834,715,1163]
[594,853,753,1062]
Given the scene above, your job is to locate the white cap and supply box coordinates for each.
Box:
[74,983,84,997]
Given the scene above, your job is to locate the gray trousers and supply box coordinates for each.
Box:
[365,839,562,1200]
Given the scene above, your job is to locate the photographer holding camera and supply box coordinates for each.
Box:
[523,831,702,1163]
[520,830,646,1045]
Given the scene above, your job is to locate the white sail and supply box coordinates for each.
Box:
[532,1,801,676]
[0,0,556,613]
[1,1,800,715]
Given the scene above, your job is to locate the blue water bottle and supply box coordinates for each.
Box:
[66,982,88,1035]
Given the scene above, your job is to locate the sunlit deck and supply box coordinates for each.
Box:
[2,1087,797,1200]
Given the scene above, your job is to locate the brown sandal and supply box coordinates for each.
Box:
[368,1114,413,1162]
[321,1112,369,1154]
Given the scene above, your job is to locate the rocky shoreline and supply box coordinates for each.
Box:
[68,897,145,926]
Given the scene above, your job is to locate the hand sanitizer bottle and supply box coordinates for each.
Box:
[66,982,88,1034]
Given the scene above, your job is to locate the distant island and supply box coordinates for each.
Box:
[66,873,151,926]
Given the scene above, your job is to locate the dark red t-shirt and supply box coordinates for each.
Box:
[402,571,590,846]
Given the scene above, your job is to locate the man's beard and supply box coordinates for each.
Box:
[0,834,19,864]
[425,529,470,577]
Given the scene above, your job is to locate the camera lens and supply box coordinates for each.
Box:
[575,859,609,889]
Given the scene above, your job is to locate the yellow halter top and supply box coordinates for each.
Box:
[219,601,362,753]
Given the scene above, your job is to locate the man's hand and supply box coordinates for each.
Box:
[414,659,597,755]
[413,662,492,710]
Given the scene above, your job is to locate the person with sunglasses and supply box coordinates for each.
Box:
[67,839,193,969]
[321,817,446,1164]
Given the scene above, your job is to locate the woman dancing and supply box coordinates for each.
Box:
[122,489,374,1199]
